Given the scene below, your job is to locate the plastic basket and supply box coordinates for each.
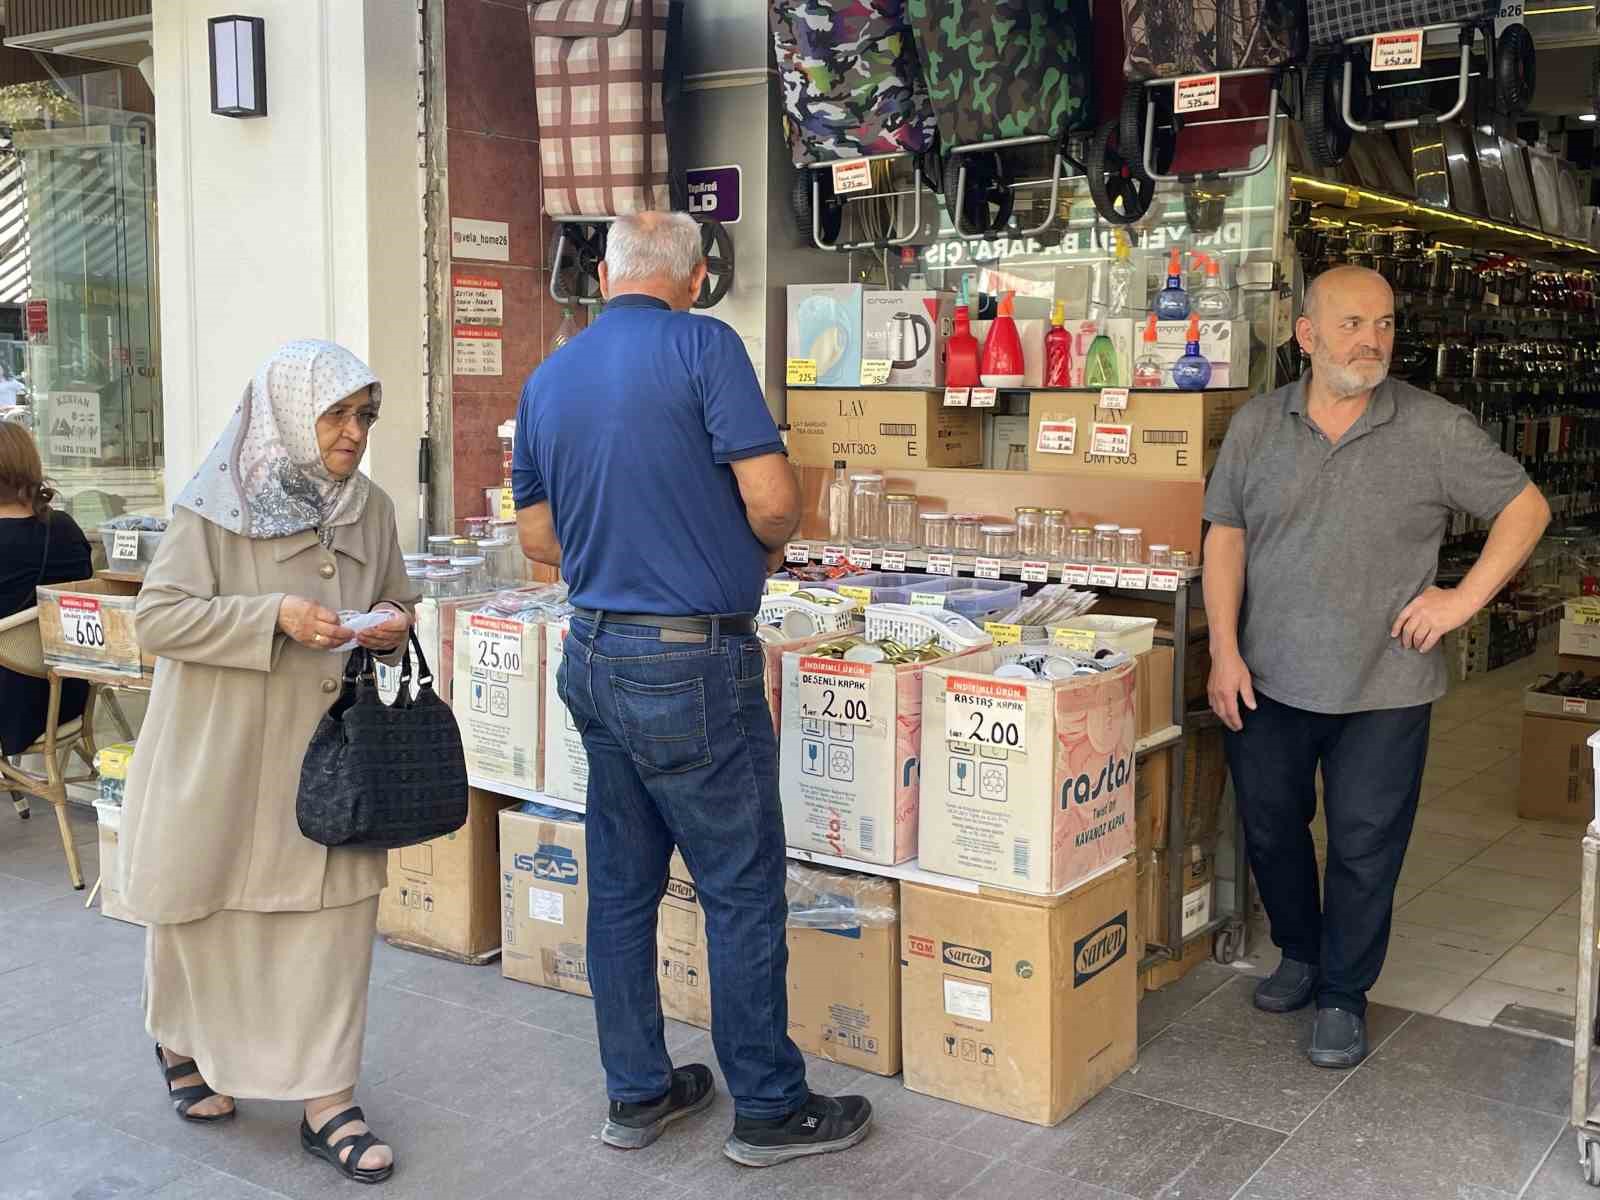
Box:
[939,580,1026,620]
[818,572,952,606]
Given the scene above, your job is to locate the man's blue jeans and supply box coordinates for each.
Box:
[556,613,808,1119]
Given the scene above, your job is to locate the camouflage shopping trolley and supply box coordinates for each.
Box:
[770,0,940,251]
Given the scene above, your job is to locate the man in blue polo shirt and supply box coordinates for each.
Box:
[512,211,871,1168]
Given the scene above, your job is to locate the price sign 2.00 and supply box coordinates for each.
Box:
[796,656,874,726]
[944,675,1029,753]
[467,614,525,677]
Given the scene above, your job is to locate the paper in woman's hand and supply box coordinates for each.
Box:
[330,610,394,652]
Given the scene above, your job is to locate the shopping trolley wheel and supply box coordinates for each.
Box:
[1303,49,1353,169]
[791,170,844,245]
[1212,926,1240,965]
[694,220,735,309]
[942,152,1014,238]
[1582,1136,1600,1186]
[1086,121,1154,226]
[1118,81,1176,182]
[1494,24,1536,116]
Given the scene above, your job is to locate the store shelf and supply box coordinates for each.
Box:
[467,776,585,816]
[784,847,981,893]
[785,544,1198,593]
[1136,726,1182,758]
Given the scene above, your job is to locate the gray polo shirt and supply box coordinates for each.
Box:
[1203,375,1529,715]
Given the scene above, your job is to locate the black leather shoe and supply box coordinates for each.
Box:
[601,1064,715,1149]
[1253,958,1319,1013]
[1308,1007,1367,1069]
[724,1091,872,1168]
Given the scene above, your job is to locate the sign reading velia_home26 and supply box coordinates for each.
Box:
[451,217,510,262]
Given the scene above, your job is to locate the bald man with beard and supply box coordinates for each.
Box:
[1202,266,1550,1067]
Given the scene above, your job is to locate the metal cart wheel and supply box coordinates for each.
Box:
[1085,120,1154,226]
[941,151,1015,238]
[1582,1135,1600,1186]
[1118,81,1177,183]
[791,170,844,245]
[550,222,606,306]
[1213,925,1240,965]
[695,220,734,309]
[1494,23,1537,116]
[1303,49,1354,168]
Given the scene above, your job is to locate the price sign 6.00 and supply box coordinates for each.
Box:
[945,676,1028,753]
[58,595,105,650]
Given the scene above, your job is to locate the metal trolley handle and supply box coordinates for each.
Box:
[1340,24,1473,134]
[1139,66,1285,185]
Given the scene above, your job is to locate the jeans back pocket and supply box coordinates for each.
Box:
[610,675,713,775]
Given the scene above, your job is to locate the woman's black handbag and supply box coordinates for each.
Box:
[296,630,468,850]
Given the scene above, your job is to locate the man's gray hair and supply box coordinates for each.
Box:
[604,211,704,283]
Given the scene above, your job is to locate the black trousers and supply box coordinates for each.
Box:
[1223,692,1431,1015]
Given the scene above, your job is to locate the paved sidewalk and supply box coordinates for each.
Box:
[0,802,1591,1200]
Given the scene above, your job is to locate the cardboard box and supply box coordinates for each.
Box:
[1134,747,1170,863]
[1136,646,1174,739]
[861,291,954,388]
[1148,726,1227,850]
[785,863,902,1075]
[1519,713,1597,822]
[379,788,515,962]
[785,389,984,470]
[1140,841,1216,951]
[1560,620,1600,659]
[1106,317,1250,390]
[1027,389,1247,482]
[984,413,1032,471]
[919,653,1137,894]
[659,850,712,1029]
[900,858,1138,1125]
[543,621,590,806]
[499,804,591,995]
[1143,927,1211,992]
[788,283,871,388]
[455,610,547,792]
[780,650,983,866]
[36,578,152,678]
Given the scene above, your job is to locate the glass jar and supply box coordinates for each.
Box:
[1042,509,1068,558]
[477,537,520,584]
[1148,544,1172,566]
[451,555,488,592]
[1068,527,1094,562]
[884,493,918,548]
[423,567,466,599]
[1014,507,1044,557]
[462,516,493,539]
[827,459,850,543]
[426,534,455,557]
[980,523,1017,557]
[953,514,982,552]
[1117,528,1143,564]
[849,473,885,546]
[1171,549,1193,568]
[1091,523,1120,562]
[920,512,951,549]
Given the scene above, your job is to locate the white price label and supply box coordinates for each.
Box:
[1098,387,1130,411]
[1036,417,1076,455]
[57,596,105,650]
[796,657,874,726]
[1370,29,1423,71]
[1090,422,1133,458]
[926,553,955,577]
[1020,560,1050,583]
[943,387,970,407]
[110,530,140,561]
[1063,563,1091,586]
[1089,565,1121,588]
[1174,73,1221,113]
[785,542,811,565]
[859,358,892,386]
[880,549,907,572]
[830,159,873,194]
[945,676,1028,754]
[821,545,846,566]
[970,387,997,408]
[847,546,875,568]
[1117,567,1150,590]
[975,556,1003,580]
[468,614,525,677]
[1565,697,1588,715]
[1149,568,1180,592]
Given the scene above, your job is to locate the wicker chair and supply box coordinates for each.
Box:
[0,606,98,889]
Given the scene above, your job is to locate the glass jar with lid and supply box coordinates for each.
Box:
[952,514,982,552]
[1068,527,1094,561]
[1171,549,1192,568]
[884,493,918,548]
[426,534,455,557]
[462,516,493,539]
[1042,508,1068,558]
[1091,523,1120,562]
[920,511,951,550]
[1148,544,1172,566]
[451,555,488,593]
[1117,527,1143,564]
[477,537,519,584]
[423,567,466,599]
[1014,507,1044,556]
[849,473,885,546]
[980,523,1017,557]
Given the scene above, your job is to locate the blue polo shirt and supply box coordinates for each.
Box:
[512,294,785,615]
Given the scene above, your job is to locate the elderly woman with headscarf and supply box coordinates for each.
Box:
[121,340,420,1184]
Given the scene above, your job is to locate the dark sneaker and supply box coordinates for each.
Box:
[724,1091,873,1168]
[600,1064,715,1150]
[1308,1007,1367,1069]
[1253,958,1319,1013]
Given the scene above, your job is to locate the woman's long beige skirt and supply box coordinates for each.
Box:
[144,896,380,1101]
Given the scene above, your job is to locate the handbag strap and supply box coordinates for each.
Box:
[406,627,433,687]
[34,508,53,587]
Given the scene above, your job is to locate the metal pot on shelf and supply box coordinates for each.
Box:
[1396,257,1428,292]
[1423,247,1452,293]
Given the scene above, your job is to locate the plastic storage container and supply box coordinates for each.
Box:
[939,579,1025,620]
[98,525,165,573]
[818,571,950,606]
[1048,614,1158,655]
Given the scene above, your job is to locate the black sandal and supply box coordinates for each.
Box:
[154,1043,235,1123]
[300,1104,394,1185]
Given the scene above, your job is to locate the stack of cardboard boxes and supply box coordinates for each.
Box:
[1519,598,1600,824]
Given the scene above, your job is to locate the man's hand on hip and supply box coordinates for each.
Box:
[1391,585,1472,653]
[1208,648,1257,733]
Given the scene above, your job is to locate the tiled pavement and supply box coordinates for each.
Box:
[2,795,1598,1200]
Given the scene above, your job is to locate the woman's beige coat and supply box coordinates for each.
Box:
[122,489,419,925]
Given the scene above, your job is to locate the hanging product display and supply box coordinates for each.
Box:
[979,292,1025,387]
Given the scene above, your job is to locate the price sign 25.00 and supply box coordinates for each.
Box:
[944,676,1029,753]
[796,657,874,726]
[467,614,525,677]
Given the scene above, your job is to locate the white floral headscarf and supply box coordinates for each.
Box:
[174,340,381,546]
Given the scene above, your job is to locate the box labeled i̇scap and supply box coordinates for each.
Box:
[919,652,1137,895]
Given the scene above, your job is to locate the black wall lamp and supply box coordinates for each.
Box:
[208,16,267,118]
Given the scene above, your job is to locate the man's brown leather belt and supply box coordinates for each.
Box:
[572,609,757,636]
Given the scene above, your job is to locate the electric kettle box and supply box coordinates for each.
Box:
[918,655,1137,895]
[787,283,877,388]
[861,290,955,387]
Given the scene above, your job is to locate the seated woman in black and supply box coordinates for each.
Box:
[0,423,92,814]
